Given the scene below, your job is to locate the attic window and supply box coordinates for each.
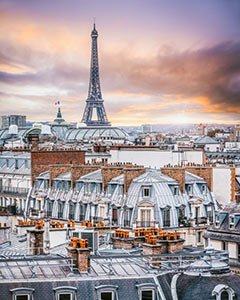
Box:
[58,294,72,300]
[10,288,34,300]
[95,285,118,300]
[188,185,193,194]
[141,290,154,300]
[100,291,113,300]
[212,284,236,300]
[53,287,77,300]
[137,284,155,300]
[202,185,207,194]
[142,187,151,198]
[229,216,235,229]
[16,296,29,300]
[173,187,179,196]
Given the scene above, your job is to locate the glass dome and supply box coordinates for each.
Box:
[65,126,128,141]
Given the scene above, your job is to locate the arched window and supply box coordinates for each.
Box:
[212,284,236,300]
[221,291,229,300]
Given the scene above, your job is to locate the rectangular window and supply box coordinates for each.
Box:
[173,187,179,196]
[202,185,207,194]
[143,187,150,198]
[197,232,202,243]
[100,292,113,300]
[59,294,72,300]
[16,296,29,300]
[222,241,228,251]
[141,290,153,300]
[188,185,192,194]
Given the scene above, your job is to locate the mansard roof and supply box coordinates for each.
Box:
[194,135,219,144]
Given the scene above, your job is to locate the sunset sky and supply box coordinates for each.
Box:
[0,0,240,126]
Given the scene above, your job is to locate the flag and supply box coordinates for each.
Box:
[55,101,60,105]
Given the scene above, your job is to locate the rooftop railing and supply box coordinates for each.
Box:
[0,186,29,195]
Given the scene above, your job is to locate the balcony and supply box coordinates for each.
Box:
[123,220,131,227]
[194,217,208,225]
[46,211,52,218]
[135,221,158,228]
[0,186,29,196]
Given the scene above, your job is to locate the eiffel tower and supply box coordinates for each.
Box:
[81,24,111,126]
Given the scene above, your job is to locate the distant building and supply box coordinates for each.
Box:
[194,136,221,152]
[204,201,240,261]
[142,124,152,134]
[233,124,240,142]
[0,115,26,129]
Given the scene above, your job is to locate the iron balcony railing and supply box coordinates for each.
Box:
[46,211,52,218]
[135,221,158,228]
[0,186,29,195]
[194,217,208,225]
[123,220,131,227]
[69,213,75,220]
[79,214,85,221]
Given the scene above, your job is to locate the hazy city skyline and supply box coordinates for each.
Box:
[0,0,240,125]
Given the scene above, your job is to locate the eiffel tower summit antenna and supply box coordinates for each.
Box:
[81,23,111,126]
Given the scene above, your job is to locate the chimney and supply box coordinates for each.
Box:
[124,167,146,194]
[31,149,85,185]
[43,219,50,254]
[161,167,185,193]
[101,166,124,192]
[49,165,72,187]
[0,224,10,244]
[185,166,213,192]
[67,239,90,272]
[27,228,44,255]
[71,165,101,189]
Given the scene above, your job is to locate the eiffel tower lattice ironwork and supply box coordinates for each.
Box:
[81,24,111,126]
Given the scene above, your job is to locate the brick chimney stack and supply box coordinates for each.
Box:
[66,241,91,272]
[161,167,185,193]
[27,229,44,255]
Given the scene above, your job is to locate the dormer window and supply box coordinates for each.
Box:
[202,184,207,195]
[95,285,118,300]
[142,186,151,198]
[141,290,154,300]
[173,186,179,196]
[100,291,114,300]
[188,185,193,194]
[53,286,77,300]
[229,215,234,229]
[212,284,236,300]
[10,288,34,300]
[137,283,155,300]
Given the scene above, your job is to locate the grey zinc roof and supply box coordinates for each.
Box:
[194,136,219,144]
[79,169,102,182]
[55,172,71,180]
[132,170,177,184]
[109,174,124,184]
[37,171,50,179]
[185,171,206,183]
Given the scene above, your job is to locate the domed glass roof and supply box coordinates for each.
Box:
[65,126,129,141]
